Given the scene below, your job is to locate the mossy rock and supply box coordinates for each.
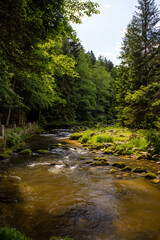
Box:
[133,167,146,173]
[69,133,82,140]
[0,153,11,159]
[85,160,93,164]
[20,149,32,154]
[80,157,86,160]
[145,172,156,179]
[110,169,117,174]
[103,149,114,154]
[121,166,132,172]
[52,143,62,147]
[99,157,108,161]
[112,162,126,168]
[50,236,73,240]
[37,149,48,154]
[94,157,100,160]
[91,160,109,166]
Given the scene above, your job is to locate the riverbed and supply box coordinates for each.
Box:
[0,130,160,240]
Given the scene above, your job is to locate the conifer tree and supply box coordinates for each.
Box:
[116,0,160,128]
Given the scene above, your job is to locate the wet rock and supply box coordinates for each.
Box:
[85,160,92,164]
[37,149,48,154]
[157,171,160,174]
[147,147,154,154]
[90,132,96,137]
[133,167,146,173]
[91,160,109,166]
[110,169,117,174]
[156,162,160,165]
[121,166,132,172]
[112,162,126,168]
[103,143,112,148]
[152,154,160,161]
[152,179,160,184]
[145,172,156,179]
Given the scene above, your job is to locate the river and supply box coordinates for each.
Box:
[0,130,160,240]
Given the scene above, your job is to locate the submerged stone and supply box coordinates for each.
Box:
[110,169,117,174]
[133,167,146,173]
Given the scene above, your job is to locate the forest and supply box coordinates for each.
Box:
[0,1,160,240]
[0,0,159,130]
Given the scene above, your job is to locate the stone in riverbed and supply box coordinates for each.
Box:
[37,149,48,154]
[20,149,32,154]
[112,162,126,168]
[145,172,156,179]
[133,167,146,173]
[152,179,160,184]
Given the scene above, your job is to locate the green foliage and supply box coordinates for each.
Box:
[0,227,31,240]
[39,115,47,127]
[6,133,21,147]
[95,135,113,144]
[145,129,160,154]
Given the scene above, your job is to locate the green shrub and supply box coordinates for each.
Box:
[6,133,21,147]
[0,227,31,240]
[95,135,113,144]
[39,115,47,127]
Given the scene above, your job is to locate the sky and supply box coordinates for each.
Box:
[72,0,160,65]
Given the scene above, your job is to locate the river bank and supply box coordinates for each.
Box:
[0,123,42,160]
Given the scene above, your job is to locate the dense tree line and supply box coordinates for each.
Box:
[116,0,160,128]
[0,0,159,129]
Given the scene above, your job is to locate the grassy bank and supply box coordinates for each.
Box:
[0,123,42,160]
[69,125,160,160]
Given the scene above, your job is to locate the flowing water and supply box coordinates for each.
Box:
[0,130,160,240]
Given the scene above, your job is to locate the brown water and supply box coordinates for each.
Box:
[0,130,160,240]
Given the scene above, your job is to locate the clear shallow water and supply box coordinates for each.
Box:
[0,130,160,240]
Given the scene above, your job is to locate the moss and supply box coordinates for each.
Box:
[0,153,11,159]
[112,162,126,168]
[52,143,62,147]
[85,160,93,164]
[0,227,31,240]
[37,149,48,154]
[20,149,32,154]
[69,133,82,140]
[80,157,86,160]
[110,169,117,174]
[121,166,132,171]
[133,167,146,173]
[99,157,108,161]
[145,172,156,179]
[91,160,109,166]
